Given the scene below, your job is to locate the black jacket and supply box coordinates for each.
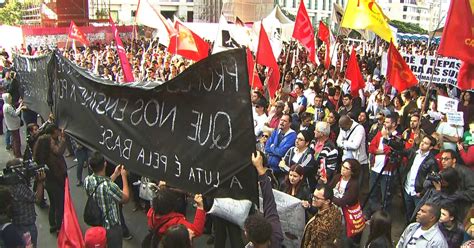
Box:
[401,149,439,194]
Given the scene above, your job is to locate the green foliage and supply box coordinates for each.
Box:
[389,20,428,34]
[0,0,23,26]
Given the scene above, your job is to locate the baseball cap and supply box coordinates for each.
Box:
[85,227,107,248]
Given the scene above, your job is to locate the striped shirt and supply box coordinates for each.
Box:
[84,175,122,229]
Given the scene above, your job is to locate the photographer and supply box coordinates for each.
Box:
[366,113,403,219]
[2,93,26,158]
[410,168,461,222]
[0,185,24,247]
[5,158,46,247]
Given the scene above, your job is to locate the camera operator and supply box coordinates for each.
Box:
[410,168,461,222]
[366,113,403,219]
[5,158,46,247]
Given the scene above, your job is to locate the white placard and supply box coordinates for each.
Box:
[259,189,305,248]
[438,95,459,113]
[446,112,464,126]
[207,198,252,228]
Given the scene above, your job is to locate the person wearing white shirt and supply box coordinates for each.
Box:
[337,115,368,189]
[402,135,439,222]
[253,98,268,136]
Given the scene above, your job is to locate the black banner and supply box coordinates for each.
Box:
[13,54,54,120]
[51,49,257,200]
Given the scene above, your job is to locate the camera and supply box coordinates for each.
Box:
[426,171,442,183]
[382,135,405,164]
[0,159,46,186]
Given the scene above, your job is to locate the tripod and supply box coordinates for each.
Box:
[362,159,405,218]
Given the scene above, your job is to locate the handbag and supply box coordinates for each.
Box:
[342,202,366,238]
[139,177,157,201]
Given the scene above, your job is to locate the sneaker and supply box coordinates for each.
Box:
[123,234,133,240]
[76,181,83,187]
[6,145,11,151]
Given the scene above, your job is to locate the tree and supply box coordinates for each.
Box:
[389,20,428,34]
[0,0,23,26]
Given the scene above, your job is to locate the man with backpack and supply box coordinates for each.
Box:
[84,152,130,248]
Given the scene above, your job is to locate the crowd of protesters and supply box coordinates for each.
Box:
[1,33,474,248]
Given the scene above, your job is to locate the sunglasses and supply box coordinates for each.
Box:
[261,135,269,138]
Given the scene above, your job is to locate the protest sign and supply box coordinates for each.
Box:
[207,198,253,228]
[260,189,305,247]
[446,112,464,126]
[437,95,459,113]
[381,54,461,86]
[401,54,461,85]
[13,53,53,120]
[15,49,259,201]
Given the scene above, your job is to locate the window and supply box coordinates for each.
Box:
[403,6,407,11]
[403,14,406,18]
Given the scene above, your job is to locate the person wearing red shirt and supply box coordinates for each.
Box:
[147,189,206,240]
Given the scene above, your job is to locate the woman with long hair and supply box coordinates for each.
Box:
[366,210,393,248]
[280,164,310,201]
[326,110,340,143]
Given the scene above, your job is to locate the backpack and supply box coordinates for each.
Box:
[84,181,106,226]
[141,215,171,248]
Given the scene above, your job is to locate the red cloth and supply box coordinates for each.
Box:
[58,178,85,248]
[147,208,206,237]
[437,0,474,64]
[317,21,331,69]
[68,21,90,46]
[368,131,396,172]
[460,146,474,169]
[168,21,209,62]
[345,48,364,97]
[256,23,280,99]
[109,16,134,83]
[246,48,263,90]
[387,41,418,92]
[292,0,316,64]
[457,62,474,90]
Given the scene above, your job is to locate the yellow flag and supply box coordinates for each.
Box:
[341,0,394,42]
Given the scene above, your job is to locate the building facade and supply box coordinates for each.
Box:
[377,0,449,31]
[278,0,347,24]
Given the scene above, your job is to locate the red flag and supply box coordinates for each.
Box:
[345,48,364,97]
[457,62,474,90]
[68,21,90,46]
[246,49,263,90]
[58,177,85,248]
[256,24,280,99]
[387,41,418,92]
[168,21,209,62]
[109,16,135,83]
[292,0,316,64]
[318,21,331,69]
[437,0,474,64]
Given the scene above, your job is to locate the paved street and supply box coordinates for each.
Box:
[0,125,212,247]
[0,125,406,247]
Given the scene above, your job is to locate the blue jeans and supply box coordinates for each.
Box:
[403,189,421,222]
[75,147,89,183]
[367,170,395,217]
[5,129,11,147]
